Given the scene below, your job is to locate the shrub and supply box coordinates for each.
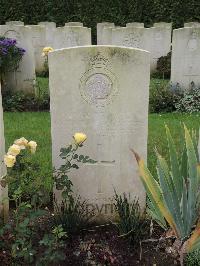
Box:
[132,125,200,261]
[114,193,148,245]
[156,52,171,79]
[149,80,182,113]
[175,82,200,113]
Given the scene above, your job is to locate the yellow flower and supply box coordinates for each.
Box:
[73,133,87,145]
[4,154,16,168]
[42,47,54,56]
[7,144,21,156]
[28,141,37,154]
[14,137,28,150]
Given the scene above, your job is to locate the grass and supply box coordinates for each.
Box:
[3,111,200,191]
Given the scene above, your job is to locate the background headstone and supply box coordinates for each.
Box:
[6,21,24,26]
[38,22,56,47]
[184,22,200,28]
[28,25,46,73]
[0,25,36,93]
[126,22,144,28]
[54,26,91,49]
[97,22,115,44]
[153,22,172,30]
[49,46,150,222]
[171,27,200,89]
[0,82,8,222]
[65,22,83,27]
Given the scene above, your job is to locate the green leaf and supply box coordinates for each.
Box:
[62,190,69,199]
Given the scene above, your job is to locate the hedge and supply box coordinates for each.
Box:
[0,0,200,42]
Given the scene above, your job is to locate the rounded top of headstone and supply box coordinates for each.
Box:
[65,22,83,27]
[6,21,24,26]
[126,22,144,28]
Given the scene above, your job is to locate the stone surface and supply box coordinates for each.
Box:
[28,25,46,73]
[153,22,172,30]
[101,26,115,45]
[38,22,56,47]
[0,25,36,93]
[0,82,8,222]
[65,22,83,27]
[111,26,171,72]
[184,22,200,28]
[171,27,200,89]
[97,22,115,44]
[49,45,150,222]
[6,21,24,26]
[54,26,91,49]
[126,22,144,28]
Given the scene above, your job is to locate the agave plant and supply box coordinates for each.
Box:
[133,124,200,259]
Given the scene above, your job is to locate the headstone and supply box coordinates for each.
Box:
[0,82,8,222]
[65,22,83,27]
[111,26,171,72]
[54,26,91,49]
[6,21,24,26]
[38,22,56,47]
[126,22,144,28]
[171,27,200,89]
[153,22,172,30]
[101,26,115,45]
[97,22,115,44]
[28,25,46,73]
[0,25,36,93]
[184,22,200,28]
[49,46,150,222]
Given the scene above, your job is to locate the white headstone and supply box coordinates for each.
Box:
[54,26,91,49]
[28,25,46,73]
[0,25,36,93]
[126,22,144,28]
[184,22,200,28]
[6,21,24,26]
[0,82,8,222]
[111,26,171,72]
[153,22,172,30]
[171,27,200,89]
[97,22,115,44]
[49,46,150,222]
[101,26,115,45]
[38,22,56,47]
[65,22,83,27]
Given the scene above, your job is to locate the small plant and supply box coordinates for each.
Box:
[114,192,148,245]
[132,125,200,262]
[41,46,54,77]
[38,225,67,265]
[54,133,96,234]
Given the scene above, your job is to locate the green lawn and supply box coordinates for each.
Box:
[3,112,200,191]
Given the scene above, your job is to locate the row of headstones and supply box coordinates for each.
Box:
[1,45,150,222]
[1,20,200,93]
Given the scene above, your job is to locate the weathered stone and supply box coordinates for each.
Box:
[0,25,36,93]
[153,22,172,30]
[49,46,150,222]
[28,25,46,73]
[97,22,115,44]
[126,22,144,28]
[54,26,91,49]
[184,22,200,28]
[6,21,24,26]
[65,22,83,27]
[38,22,56,47]
[171,27,200,89]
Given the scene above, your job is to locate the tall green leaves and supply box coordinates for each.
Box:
[134,125,200,244]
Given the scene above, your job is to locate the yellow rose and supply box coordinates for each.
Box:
[7,144,21,156]
[14,137,28,149]
[4,154,16,168]
[28,141,37,153]
[73,133,87,145]
[42,47,54,56]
